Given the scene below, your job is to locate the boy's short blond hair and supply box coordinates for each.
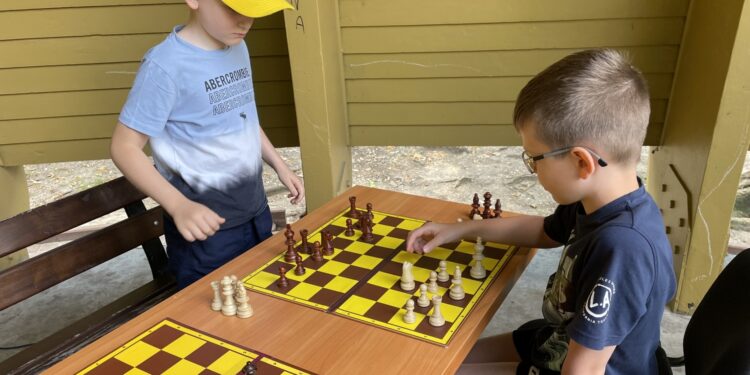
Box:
[513,49,650,164]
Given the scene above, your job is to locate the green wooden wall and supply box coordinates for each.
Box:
[0,0,297,167]
[339,0,687,146]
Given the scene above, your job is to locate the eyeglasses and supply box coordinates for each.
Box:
[521,146,608,174]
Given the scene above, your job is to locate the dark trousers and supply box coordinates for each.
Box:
[163,205,272,289]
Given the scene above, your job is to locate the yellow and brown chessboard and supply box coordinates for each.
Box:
[77,319,313,375]
[242,207,517,346]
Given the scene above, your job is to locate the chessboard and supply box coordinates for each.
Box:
[242,204,517,346]
[76,319,313,375]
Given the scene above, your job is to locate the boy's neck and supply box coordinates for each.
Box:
[580,166,640,215]
[178,20,227,51]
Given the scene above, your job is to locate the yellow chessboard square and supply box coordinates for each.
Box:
[454,241,476,254]
[340,295,377,315]
[162,359,205,375]
[345,241,374,254]
[483,257,500,269]
[424,247,451,260]
[124,368,150,375]
[332,216,350,227]
[317,260,349,275]
[388,310,425,330]
[372,224,394,236]
[162,333,205,358]
[307,233,322,244]
[487,241,510,249]
[114,341,159,367]
[413,267,432,282]
[378,289,413,307]
[286,269,312,283]
[371,212,385,223]
[392,251,420,265]
[207,350,252,374]
[287,283,322,300]
[375,236,404,249]
[463,278,483,294]
[246,271,277,288]
[396,219,423,230]
[352,254,381,269]
[324,276,358,293]
[442,302,463,322]
[368,271,399,289]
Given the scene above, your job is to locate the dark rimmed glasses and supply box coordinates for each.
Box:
[521,146,608,174]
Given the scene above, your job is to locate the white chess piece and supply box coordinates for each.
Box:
[450,266,465,300]
[220,276,237,316]
[474,237,485,254]
[417,283,430,307]
[401,261,415,291]
[472,213,483,220]
[235,285,253,318]
[427,271,439,293]
[429,295,445,327]
[437,260,450,282]
[403,299,416,324]
[210,280,222,311]
[470,257,486,279]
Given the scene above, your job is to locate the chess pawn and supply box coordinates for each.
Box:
[472,213,483,221]
[345,218,355,236]
[470,257,486,279]
[417,283,430,307]
[294,255,306,275]
[427,271,439,293]
[348,196,358,217]
[400,261,415,291]
[450,266,465,301]
[437,260,450,282]
[278,266,289,288]
[235,285,254,318]
[210,280,222,311]
[403,299,416,324]
[312,241,323,262]
[220,276,237,316]
[429,295,445,327]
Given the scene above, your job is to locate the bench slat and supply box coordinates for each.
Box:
[0,206,164,311]
[0,176,146,258]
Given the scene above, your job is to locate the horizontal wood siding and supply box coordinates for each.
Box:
[0,3,297,166]
[340,0,688,146]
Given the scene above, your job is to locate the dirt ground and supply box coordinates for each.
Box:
[22,146,750,250]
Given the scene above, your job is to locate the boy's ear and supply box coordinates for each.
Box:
[571,147,596,179]
[185,0,199,10]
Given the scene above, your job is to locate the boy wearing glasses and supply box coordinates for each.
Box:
[406,49,675,375]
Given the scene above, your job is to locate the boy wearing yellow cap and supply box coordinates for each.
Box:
[111,0,302,289]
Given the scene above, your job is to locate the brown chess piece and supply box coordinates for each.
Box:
[482,191,492,219]
[361,215,374,242]
[493,199,502,218]
[312,241,323,262]
[300,229,310,254]
[284,241,297,262]
[294,256,306,275]
[278,266,289,288]
[284,224,294,243]
[345,218,355,236]
[348,196,359,218]
[323,231,334,255]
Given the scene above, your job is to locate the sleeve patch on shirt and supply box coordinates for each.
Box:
[583,277,615,324]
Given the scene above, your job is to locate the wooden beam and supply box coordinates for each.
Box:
[0,166,29,271]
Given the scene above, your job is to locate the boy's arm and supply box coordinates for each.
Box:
[110,122,225,241]
[561,339,615,375]
[259,127,304,204]
[406,214,560,253]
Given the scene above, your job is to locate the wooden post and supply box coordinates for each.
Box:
[283,0,352,210]
[0,166,30,270]
[648,0,750,313]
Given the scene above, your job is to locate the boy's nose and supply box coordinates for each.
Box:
[238,16,254,29]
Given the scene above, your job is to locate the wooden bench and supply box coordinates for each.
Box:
[0,176,177,374]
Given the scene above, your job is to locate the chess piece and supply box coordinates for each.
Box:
[278,266,289,288]
[417,283,430,307]
[348,196,360,218]
[235,285,253,318]
[429,295,445,327]
[294,256,306,275]
[403,299,416,324]
[470,257,486,279]
[427,271,439,293]
[284,224,294,244]
[220,276,236,316]
[311,241,323,262]
[210,280,222,311]
[323,231,334,256]
[241,361,257,375]
[437,260,450,282]
[469,193,481,218]
[449,266,465,300]
[300,229,310,254]
[230,274,238,289]
[401,261,415,291]
[474,236,485,253]
[493,199,502,218]
[284,234,297,262]
[361,214,374,242]
[366,202,374,224]
[345,218,355,236]
[482,191,492,219]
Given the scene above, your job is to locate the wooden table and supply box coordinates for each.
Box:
[46,186,536,374]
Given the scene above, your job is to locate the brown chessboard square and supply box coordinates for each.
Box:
[301,257,327,270]
[136,350,181,373]
[365,245,395,259]
[141,325,184,349]
[444,292,474,308]
[483,246,508,259]
[331,237,354,249]
[304,271,336,287]
[264,260,294,275]
[266,277,300,293]
[185,342,227,367]
[378,260,402,276]
[364,302,400,322]
[85,358,132,375]
[387,227,410,240]
[340,265,370,280]
[333,251,360,264]
[358,233,384,244]
[323,225,346,236]
[446,251,473,265]
[378,216,405,227]
[310,288,345,306]
[414,256,441,272]
[355,283,389,300]
[415,316,451,339]
[198,369,221,375]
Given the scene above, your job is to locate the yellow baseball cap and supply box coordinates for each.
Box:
[222,0,293,18]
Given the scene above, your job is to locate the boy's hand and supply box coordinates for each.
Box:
[406,222,464,254]
[277,168,305,204]
[170,200,225,242]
